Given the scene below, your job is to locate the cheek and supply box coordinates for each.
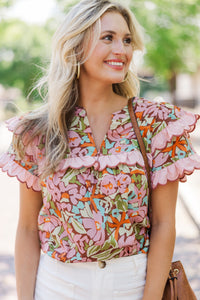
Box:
[127,48,133,63]
[84,46,107,69]
[82,60,95,75]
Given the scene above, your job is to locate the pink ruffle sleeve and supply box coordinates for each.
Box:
[149,102,200,189]
[0,116,42,191]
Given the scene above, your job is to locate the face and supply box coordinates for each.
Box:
[81,12,134,84]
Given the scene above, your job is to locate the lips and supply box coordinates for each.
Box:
[104,60,125,70]
[106,61,124,66]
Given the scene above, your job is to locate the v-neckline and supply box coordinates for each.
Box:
[75,102,130,154]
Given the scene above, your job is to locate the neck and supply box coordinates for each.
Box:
[78,77,117,115]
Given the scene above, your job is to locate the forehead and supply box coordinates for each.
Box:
[100,12,130,34]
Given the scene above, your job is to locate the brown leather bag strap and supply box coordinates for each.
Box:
[128,98,152,197]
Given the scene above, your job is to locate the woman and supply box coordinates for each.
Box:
[1,0,200,299]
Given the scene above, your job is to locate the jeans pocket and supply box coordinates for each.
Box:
[34,255,75,300]
[35,279,74,300]
[113,283,145,300]
[112,255,146,300]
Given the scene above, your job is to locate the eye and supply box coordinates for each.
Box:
[124,37,132,45]
[102,34,113,42]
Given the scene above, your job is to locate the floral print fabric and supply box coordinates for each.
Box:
[0,97,200,263]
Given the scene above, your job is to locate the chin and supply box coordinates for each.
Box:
[108,76,124,83]
[112,78,124,84]
[101,74,124,84]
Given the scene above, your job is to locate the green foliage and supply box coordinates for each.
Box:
[1,0,199,106]
[0,19,53,100]
[130,0,200,80]
[0,0,14,8]
[55,0,79,12]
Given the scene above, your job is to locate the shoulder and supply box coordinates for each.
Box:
[132,96,199,137]
[133,97,180,121]
[131,98,200,189]
[6,113,46,160]
[1,114,44,191]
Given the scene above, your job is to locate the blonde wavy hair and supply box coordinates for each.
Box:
[14,0,144,178]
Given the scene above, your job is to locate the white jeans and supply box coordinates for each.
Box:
[34,253,147,300]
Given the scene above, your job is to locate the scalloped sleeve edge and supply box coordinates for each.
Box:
[0,152,41,192]
[151,153,200,189]
[151,111,200,153]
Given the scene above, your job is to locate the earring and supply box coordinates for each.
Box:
[122,72,128,82]
[76,62,80,80]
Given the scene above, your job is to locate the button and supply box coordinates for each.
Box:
[98,260,106,268]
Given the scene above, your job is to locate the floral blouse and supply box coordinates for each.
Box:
[1,97,200,263]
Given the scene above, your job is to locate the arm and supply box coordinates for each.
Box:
[142,179,179,300]
[15,182,43,300]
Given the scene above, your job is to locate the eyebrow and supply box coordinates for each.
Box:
[101,30,131,36]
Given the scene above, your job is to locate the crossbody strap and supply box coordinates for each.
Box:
[128,98,152,197]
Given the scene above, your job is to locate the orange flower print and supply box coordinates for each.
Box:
[81,133,97,156]
[140,118,155,137]
[107,211,131,241]
[100,175,117,196]
[162,136,187,157]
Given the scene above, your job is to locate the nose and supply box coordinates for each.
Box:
[112,40,126,55]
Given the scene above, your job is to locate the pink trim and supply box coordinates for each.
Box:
[152,153,200,189]
[58,156,96,171]
[58,150,146,172]
[0,153,41,192]
[98,150,145,171]
[151,112,200,153]
[5,116,23,134]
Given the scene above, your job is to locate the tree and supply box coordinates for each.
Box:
[0,19,53,100]
[130,0,200,103]
[55,0,79,11]
[0,0,15,8]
